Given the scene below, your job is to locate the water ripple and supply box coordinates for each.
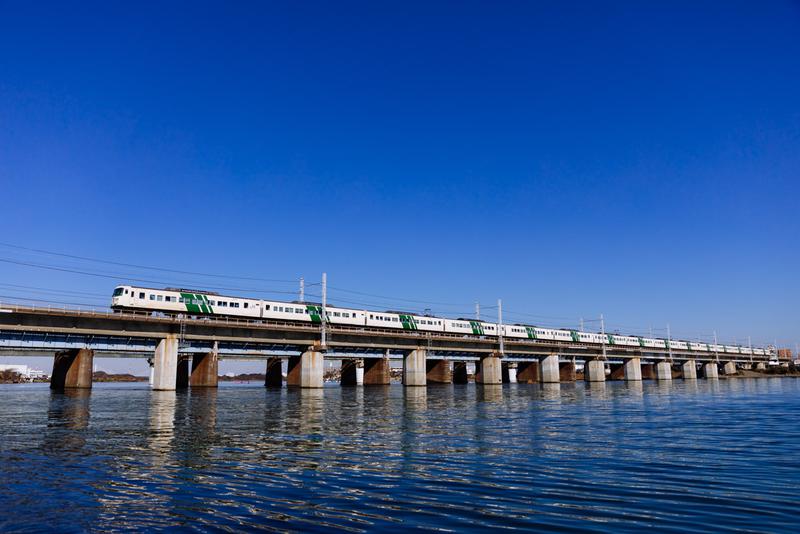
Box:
[1,379,799,532]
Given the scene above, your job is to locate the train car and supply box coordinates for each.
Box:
[575,332,606,344]
[688,342,709,352]
[503,325,531,339]
[265,302,366,326]
[365,311,405,330]
[707,344,724,353]
[444,319,497,336]
[390,313,444,332]
[668,340,689,350]
[517,327,572,342]
[641,337,667,349]
[609,335,640,347]
[724,345,740,354]
[739,346,752,356]
[112,285,262,319]
[753,348,765,356]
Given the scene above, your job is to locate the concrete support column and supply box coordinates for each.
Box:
[756,362,766,370]
[287,350,324,388]
[517,361,539,383]
[426,359,451,384]
[682,359,697,379]
[504,362,518,384]
[478,354,502,385]
[585,359,606,382]
[702,362,719,379]
[452,361,468,384]
[190,343,219,387]
[624,358,642,381]
[559,361,576,382]
[655,361,672,381]
[364,358,390,385]
[264,357,283,388]
[723,361,737,375]
[540,354,560,383]
[51,348,94,390]
[152,335,179,391]
[403,349,427,386]
[341,359,365,386]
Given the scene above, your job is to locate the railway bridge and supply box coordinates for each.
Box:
[0,304,767,390]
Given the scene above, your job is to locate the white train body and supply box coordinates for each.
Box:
[609,335,640,347]
[641,337,667,349]
[109,285,768,356]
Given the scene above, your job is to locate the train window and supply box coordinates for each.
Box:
[264,305,270,310]
[157,295,163,301]
[149,294,155,300]
[244,303,249,309]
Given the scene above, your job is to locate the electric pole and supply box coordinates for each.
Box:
[667,323,672,362]
[299,277,305,303]
[497,298,504,356]
[475,301,480,321]
[600,313,606,360]
[320,272,327,349]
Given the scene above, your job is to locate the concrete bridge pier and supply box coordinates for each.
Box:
[585,359,606,382]
[517,361,539,383]
[152,335,179,391]
[426,359,451,384]
[655,361,672,381]
[51,348,94,390]
[287,349,324,388]
[264,357,283,388]
[702,362,719,379]
[403,349,427,386]
[682,359,697,379]
[190,343,219,387]
[756,362,766,370]
[364,357,390,385]
[452,361,468,384]
[341,358,364,386]
[478,354,502,385]
[624,358,642,381]
[502,362,518,384]
[723,361,737,375]
[540,355,560,383]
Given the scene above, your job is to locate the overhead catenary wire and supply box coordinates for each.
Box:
[0,241,298,284]
[0,257,300,297]
[0,245,769,346]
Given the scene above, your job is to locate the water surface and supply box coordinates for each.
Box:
[1,379,799,532]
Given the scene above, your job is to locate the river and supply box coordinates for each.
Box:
[1,379,799,532]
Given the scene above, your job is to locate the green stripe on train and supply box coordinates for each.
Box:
[181,292,201,314]
[469,321,484,335]
[399,314,417,330]
[306,305,323,324]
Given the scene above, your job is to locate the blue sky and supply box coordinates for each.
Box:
[1,1,798,373]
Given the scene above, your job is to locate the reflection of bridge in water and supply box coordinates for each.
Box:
[0,304,767,391]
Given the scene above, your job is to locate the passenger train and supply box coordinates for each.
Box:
[110,285,769,356]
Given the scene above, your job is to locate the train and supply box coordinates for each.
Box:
[110,285,769,356]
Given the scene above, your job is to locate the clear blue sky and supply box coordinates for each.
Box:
[1,1,798,372]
